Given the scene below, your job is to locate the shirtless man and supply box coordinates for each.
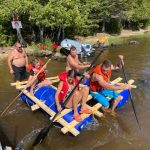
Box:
[8,42,28,81]
[66,46,90,72]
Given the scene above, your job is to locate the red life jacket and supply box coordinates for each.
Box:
[58,72,78,102]
[28,61,45,81]
[90,64,112,92]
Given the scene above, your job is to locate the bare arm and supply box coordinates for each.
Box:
[8,52,14,73]
[76,55,82,65]
[25,54,28,67]
[93,73,131,90]
[111,55,124,70]
[55,81,63,111]
[23,49,29,67]
[67,56,90,70]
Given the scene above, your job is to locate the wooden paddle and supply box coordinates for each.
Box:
[32,46,106,147]
[0,58,51,117]
[120,60,141,129]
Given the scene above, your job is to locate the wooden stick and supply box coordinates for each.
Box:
[22,90,80,136]
[1,59,51,117]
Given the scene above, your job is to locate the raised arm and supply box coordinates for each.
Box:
[111,55,124,70]
[92,73,131,90]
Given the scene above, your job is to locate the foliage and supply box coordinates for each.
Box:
[106,18,122,34]
[0,0,150,46]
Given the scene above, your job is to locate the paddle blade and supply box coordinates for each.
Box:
[32,126,50,147]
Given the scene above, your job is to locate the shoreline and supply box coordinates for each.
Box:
[0,29,150,59]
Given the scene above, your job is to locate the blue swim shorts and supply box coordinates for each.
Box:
[90,89,120,108]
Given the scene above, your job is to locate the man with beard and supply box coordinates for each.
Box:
[8,42,28,81]
[90,55,132,116]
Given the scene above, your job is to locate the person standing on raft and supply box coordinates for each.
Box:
[90,55,131,116]
[8,42,28,81]
[55,69,92,122]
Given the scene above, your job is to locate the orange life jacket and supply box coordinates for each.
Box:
[58,72,78,102]
[28,61,45,81]
[90,64,112,92]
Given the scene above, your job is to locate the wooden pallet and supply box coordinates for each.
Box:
[18,77,136,136]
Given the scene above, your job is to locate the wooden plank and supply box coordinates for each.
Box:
[31,77,122,117]
[117,79,135,93]
[61,77,132,134]
[22,90,55,116]
[87,103,103,118]
[22,89,80,136]
[110,77,122,84]
[61,103,103,134]
[56,118,80,136]
[10,76,59,86]
[23,77,125,136]
[31,101,45,111]
[16,79,59,90]
[54,95,92,121]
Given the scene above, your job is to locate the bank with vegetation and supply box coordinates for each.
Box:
[0,0,150,48]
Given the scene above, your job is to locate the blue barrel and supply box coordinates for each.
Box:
[20,86,94,132]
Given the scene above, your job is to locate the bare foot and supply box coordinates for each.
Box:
[110,111,117,117]
[30,92,34,96]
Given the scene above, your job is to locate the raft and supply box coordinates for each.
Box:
[11,77,136,136]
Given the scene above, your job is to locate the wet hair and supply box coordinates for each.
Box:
[102,60,111,68]
[31,57,40,66]
[15,42,22,47]
[70,45,76,51]
[67,69,78,78]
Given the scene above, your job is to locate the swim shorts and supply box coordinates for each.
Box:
[12,65,26,81]
[90,89,120,108]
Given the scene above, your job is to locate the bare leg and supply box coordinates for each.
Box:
[65,90,80,116]
[30,81,37,96]
[101,106,110,113]
[80,86,89,110]
[38,80,52,87]
[28,76,38,96]
[111,96,123,115]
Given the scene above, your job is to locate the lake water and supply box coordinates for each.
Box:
[0,37,150,150]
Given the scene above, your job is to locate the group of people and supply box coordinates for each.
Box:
[8,42,131,122]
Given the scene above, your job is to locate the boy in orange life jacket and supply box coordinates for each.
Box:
[27,58,52,95]
[55,69,92,122]
[90,55,132,116]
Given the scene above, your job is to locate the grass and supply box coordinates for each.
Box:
[108,33,150,45]
[108,36,125,45]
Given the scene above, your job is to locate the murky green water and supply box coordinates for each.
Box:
[0,37,150,150]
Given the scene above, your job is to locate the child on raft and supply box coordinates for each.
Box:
[55,69,92,122]
[27,58,52,95]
